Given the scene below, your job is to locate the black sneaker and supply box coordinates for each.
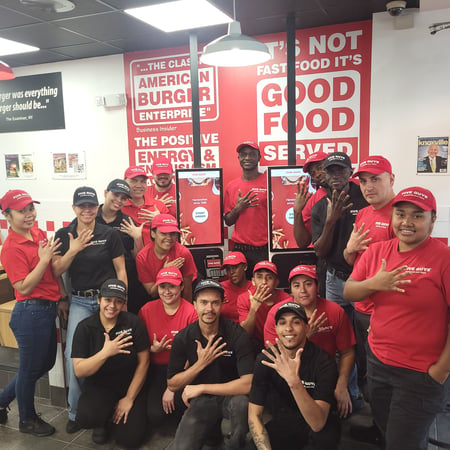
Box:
[19,416,55,437]
[92,426,108,444]
[0,407,8,425]
[66,419,82,434]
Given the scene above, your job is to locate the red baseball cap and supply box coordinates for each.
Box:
[303,151,328,174]
[236,141,260,153]
[253,260,278,276]
[152,157,173,175]
[221,251,247,269]
[155,267,183,286]
[151,213,181,233]
[124,165,148,179]
[353,155,392,177]
[0,190,40,211]
[288,265,318,282]
[392,187,436,212]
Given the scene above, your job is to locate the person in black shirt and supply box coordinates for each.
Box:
[167,279,255,450]
[96,179,148,314]
[52,186,126,433]
[72,279,149,447]
[248,302,339,450]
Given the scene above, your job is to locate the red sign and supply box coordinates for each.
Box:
[124,21,372,186]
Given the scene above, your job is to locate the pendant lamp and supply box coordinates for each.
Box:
[200,0,271,67]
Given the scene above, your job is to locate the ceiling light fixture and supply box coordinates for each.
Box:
[125,0,232,33]
[0,61,15,81]
[200,0,271,67]
[0,37,39,57]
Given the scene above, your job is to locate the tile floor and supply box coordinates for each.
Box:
[1,395,449,449]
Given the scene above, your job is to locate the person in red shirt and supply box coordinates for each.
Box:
[148,157,177,217]
[122,165,168,245]
[224,141,268,277]
[138,267,197,428]
[264,264,356,418]
[344,187,450,450]
[220,251,252,323]
[136,214,197,302]
[293,151,328,250]
[0,190,66,436]
[237,260,290,351]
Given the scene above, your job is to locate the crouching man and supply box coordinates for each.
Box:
[248,302,340,450]
[167,279,255,450]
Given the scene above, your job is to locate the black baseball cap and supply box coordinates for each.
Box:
[275,302,308,324]
[322,152,352,170]
[73,186,99,206]
[100,279,127,301]
[193,279,225,299]
[107,179,131,198]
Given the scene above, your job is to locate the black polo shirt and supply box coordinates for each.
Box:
[71,311,150,394]
[311,182,368,275]
[249,340,337,420]
[55,219,124,290]
[167,317,255,385]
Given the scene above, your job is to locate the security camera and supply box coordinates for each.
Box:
[386,1,407,17]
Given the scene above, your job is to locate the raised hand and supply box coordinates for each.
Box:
[326,189,353,224]
[249,284,273,311]
[68,229,94,254]
[102,331,133,358]
[294,177,313,213]
[346,222,372,255]
[195,336,227,370]
[138,205,160,224]
[156,193,174,208]
[371,259,411,293]
[164,256,185,269]
[262,339,303,386]
[120,217,143,241]
[38,236,61,264]
[235,189,259,212]
[307,309,328,339]
[150,333,172,353]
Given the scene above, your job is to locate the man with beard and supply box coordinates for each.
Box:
[224,141,268,276]
[248,302,339,450]
[148,157,177,217]
[167,279,254,450]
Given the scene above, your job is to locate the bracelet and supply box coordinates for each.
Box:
[252,296,263,304]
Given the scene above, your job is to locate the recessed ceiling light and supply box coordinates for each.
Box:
[125,0,233,33]
[0,37,39,57]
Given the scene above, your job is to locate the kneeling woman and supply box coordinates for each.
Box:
[71,279,150,447]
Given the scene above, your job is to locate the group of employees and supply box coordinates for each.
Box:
[0,143,448,450]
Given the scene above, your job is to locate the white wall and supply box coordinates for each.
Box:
[1,54,128,239]
[1,8,450,241]
[371,7,450,238]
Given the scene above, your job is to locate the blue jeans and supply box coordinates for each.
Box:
[367,346,449,450]
[65,295,99,421]
[174,394,249,450]
[326,271,359,401]
[0,300,57,422]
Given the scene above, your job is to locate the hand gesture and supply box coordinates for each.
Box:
[182,384,204,407]
[334,384,352,418]
[306,309,328,339]
[138,206,160,224]
[325,190,353,224]
[38,236,61,264]
[120,217,143,241]
[156,193,174,208]
[68,229,93,254]
[372,259,411,293]
[102,331,133,358]
[262,339,303,387]
[150,333,172,353]
[235,189,259,213]
[293,177,313,213]
[249,284,273,311]
[162,387,175,414]
[113,396,133,424]
[164,256,185,269]
[196,336,227,370]
[346,223,372,255]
